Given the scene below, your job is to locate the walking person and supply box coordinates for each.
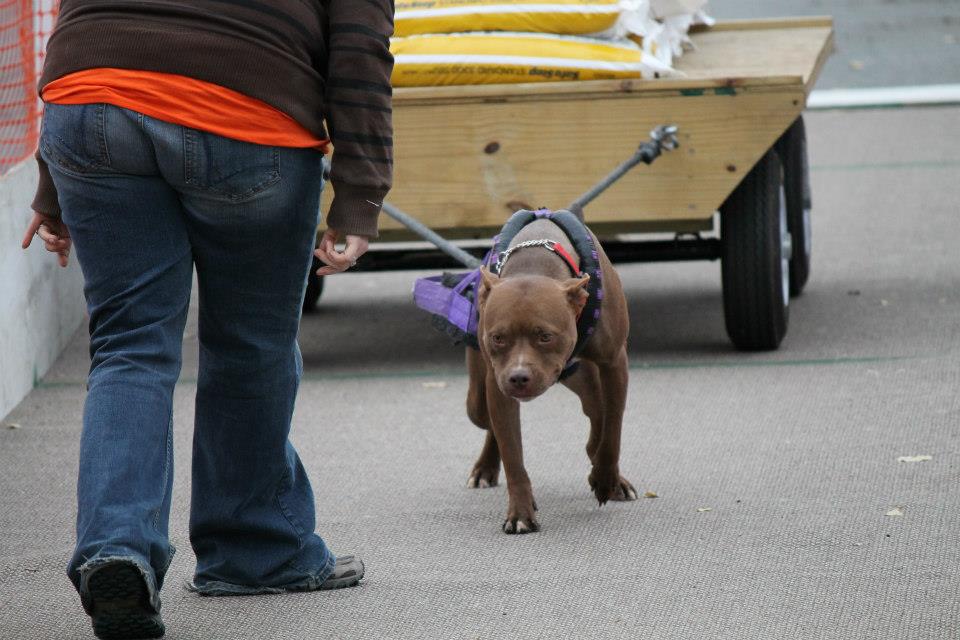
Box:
[21,2,394,638]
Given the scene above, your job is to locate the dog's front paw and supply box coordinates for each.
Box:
[589,467,638,505]
[467,465,500,489]
[502,501,539,534]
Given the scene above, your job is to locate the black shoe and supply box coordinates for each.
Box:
[317,555,365,590]
[82,561,164,639]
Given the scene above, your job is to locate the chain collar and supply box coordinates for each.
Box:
[495,239,582,276]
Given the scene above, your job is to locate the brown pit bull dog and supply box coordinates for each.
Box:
[465,210,637,534]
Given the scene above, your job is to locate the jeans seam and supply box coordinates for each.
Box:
[183,128,194,185]
[152,413,173,530]
[96,103,111,168]
[274,467,305,548]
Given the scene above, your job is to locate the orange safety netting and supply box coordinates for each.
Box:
[0,0,56,174]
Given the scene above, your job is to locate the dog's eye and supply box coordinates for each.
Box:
[490,334,505,346]
[538,333,552,343]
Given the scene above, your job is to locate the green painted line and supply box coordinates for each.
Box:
[302,369,464,383]
[714,87,736,96]
[35,369,467,389]
[811,159,960,173]
[630,354,915,371]
[680,89,704,97]
[33,354,920,389]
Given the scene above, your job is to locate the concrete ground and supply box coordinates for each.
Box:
[2,105,958,639]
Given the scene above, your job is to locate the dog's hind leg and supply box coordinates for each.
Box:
[560,360,604,462]
[466,348,489,430]
[466,348,501,488]
[588,347,638,505]
[467,431,501,488]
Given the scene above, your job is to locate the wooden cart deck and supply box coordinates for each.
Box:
[327,17,834,241]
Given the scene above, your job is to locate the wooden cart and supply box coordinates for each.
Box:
[313,17,835,351]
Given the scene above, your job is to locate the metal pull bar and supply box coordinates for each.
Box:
[322,126,679,270]
[567,124,679,218]
[321,156,482,269]
[381,201,483,269]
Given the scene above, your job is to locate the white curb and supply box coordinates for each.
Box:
[808,84,960,110]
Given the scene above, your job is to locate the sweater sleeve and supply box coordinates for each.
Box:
[32,148,62,217]
[323,0,395,238]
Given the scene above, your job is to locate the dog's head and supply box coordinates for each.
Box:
[477,267,589,401]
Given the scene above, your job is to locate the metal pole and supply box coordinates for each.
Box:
[324,126,677,270]
[381,201,483,269]
[567,125,679,217]
[322,157,481,269]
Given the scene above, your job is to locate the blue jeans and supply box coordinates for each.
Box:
[40,103,335,602]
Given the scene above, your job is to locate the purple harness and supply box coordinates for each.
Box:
[413,209,603,376]
[412,252,493,349]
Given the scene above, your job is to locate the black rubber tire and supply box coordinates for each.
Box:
[303,255,325,313]
[776,116,812,296]
[720,148,789,351]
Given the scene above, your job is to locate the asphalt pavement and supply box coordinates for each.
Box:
[1,103,958,639]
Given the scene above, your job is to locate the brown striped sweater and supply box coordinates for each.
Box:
[33,0,394,238]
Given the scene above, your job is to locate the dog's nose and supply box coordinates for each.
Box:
[509,369,531,388]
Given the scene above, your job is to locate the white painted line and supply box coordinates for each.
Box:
[808,84,960,110]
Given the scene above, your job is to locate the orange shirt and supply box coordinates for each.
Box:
[42,68,328,151]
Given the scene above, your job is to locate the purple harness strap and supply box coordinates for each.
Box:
[412,248,495,338]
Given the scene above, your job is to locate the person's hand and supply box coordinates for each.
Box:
[22,211,71,267]
[314,228,369,276]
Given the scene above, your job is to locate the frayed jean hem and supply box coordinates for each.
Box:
[185,553,336,597]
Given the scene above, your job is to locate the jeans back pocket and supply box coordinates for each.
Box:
[39,103,111,175]
[183,128,280,202]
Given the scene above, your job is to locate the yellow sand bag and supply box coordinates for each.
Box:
[394,1,625,38]
[390,32,672,87]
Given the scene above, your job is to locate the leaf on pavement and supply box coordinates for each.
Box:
[896,455,932,463]
[643,491,658,499]
[696,507,712,513]
[885,507,904,517]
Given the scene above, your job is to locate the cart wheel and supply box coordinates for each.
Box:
[720,148,790,351]
[776,116,812,296]
[303,256,325,313]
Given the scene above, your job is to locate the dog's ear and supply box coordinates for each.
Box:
[563,275,590,314]
[478,267,502,306]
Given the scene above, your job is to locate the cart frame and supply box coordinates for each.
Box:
[310,17,835,350]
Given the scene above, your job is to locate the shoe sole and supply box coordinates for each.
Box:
[87,563,165,640]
